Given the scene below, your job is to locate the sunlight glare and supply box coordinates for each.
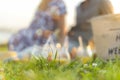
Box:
[110,0,120,14]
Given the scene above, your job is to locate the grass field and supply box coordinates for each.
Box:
[0,44,7,52]
[0,45,120,80]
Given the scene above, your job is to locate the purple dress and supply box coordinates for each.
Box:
[8,0,66,52]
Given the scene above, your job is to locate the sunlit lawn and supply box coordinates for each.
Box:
[0,45,120,80]
[0,44,7,52]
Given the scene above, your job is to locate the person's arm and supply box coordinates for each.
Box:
[57,15,67,45]
[99,0,114,14]
[52,14,67,45]
[51,0,67,45]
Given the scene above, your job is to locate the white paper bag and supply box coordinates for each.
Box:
[90,14,120,60]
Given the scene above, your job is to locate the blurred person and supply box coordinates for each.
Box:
[8,0,67,52]
[68,0,113,59]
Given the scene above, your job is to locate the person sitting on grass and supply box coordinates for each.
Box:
[8,0,67,53]
[68,0,114,59]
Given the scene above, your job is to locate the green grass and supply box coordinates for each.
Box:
[1,45,120,80]
[1,57,120,80]
[0,44,8,51]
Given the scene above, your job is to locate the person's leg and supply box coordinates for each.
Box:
[78,30,93,47]
[69,38,79,59]
[68,30,92,59]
